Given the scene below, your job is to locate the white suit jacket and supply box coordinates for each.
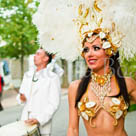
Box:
[17,68,61,134]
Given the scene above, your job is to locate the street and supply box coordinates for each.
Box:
[0,94,136,136]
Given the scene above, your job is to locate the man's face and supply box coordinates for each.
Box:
[34,49,49,66]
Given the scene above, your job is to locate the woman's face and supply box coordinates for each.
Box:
[83,36,109,72]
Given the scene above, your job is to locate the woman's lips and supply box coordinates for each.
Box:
[88,59,97,65]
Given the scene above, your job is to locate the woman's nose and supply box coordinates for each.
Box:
[86,48,94,57]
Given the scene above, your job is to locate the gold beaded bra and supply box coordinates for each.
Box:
[78,75,128,127]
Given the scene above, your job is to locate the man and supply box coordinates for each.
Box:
[17,48,61,136]
[0,75,4,111]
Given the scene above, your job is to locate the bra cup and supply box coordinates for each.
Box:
[78,95,128,126]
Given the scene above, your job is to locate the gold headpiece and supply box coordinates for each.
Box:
[74,0,123,56]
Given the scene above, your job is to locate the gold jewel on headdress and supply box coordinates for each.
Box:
[91,70,112,107]
[74,0,123,56]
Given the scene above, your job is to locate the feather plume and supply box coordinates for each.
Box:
[101,0,136,59]
[33,0,136,60]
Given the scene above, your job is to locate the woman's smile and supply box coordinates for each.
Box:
[88,58,97,65]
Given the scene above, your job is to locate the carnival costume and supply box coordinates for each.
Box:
[78,73,128,127]
[33,0,136,127]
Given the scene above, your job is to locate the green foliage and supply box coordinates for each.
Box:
[121,56,136,112]
[128,104,136,112]
[0,0,39,59]
[121,56,136,80]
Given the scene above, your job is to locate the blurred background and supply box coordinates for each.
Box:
[0,0,136,135]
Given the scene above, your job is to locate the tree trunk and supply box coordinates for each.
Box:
[20,55,24,80]
[61,59,69,88]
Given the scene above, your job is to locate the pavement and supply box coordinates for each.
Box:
[1,89,19,109]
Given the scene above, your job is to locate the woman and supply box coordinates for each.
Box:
[32,0,136,135]
[67,29,136,136]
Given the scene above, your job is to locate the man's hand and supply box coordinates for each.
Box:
[25,119,39,125]
[20,93,26,102]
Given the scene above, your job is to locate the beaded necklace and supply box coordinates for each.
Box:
[90,70,113,107]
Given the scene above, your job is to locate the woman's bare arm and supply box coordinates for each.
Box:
[125,77,136,102]
[67,80,80,136]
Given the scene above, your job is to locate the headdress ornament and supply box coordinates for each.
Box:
[33,0,136,61]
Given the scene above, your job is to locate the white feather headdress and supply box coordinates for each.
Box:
[101,0,136,59]
[33,0,136,61]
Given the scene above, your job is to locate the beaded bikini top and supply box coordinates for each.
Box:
[78,77,128,127]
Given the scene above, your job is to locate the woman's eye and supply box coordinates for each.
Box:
[82,47,89,53]
[93,46,101,51]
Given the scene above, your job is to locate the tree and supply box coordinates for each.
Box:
[0,0,39,79]
[121,56,136,80]
[121,56,136,112]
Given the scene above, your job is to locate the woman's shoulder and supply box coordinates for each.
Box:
[124,77,136,94]
[68,80,81,97]
[69,80,81,88]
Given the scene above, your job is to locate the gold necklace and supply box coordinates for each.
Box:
[90,70,112,107]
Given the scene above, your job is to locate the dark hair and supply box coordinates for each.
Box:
[40,47,53,64]
[75,51,130,107]
[110,52,130,106]
[75,68,91,107]
[46,52,53,64]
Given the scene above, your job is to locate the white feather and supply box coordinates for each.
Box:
[33,0,136,60]
[33,0,82,61]
[101,0,136,59]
